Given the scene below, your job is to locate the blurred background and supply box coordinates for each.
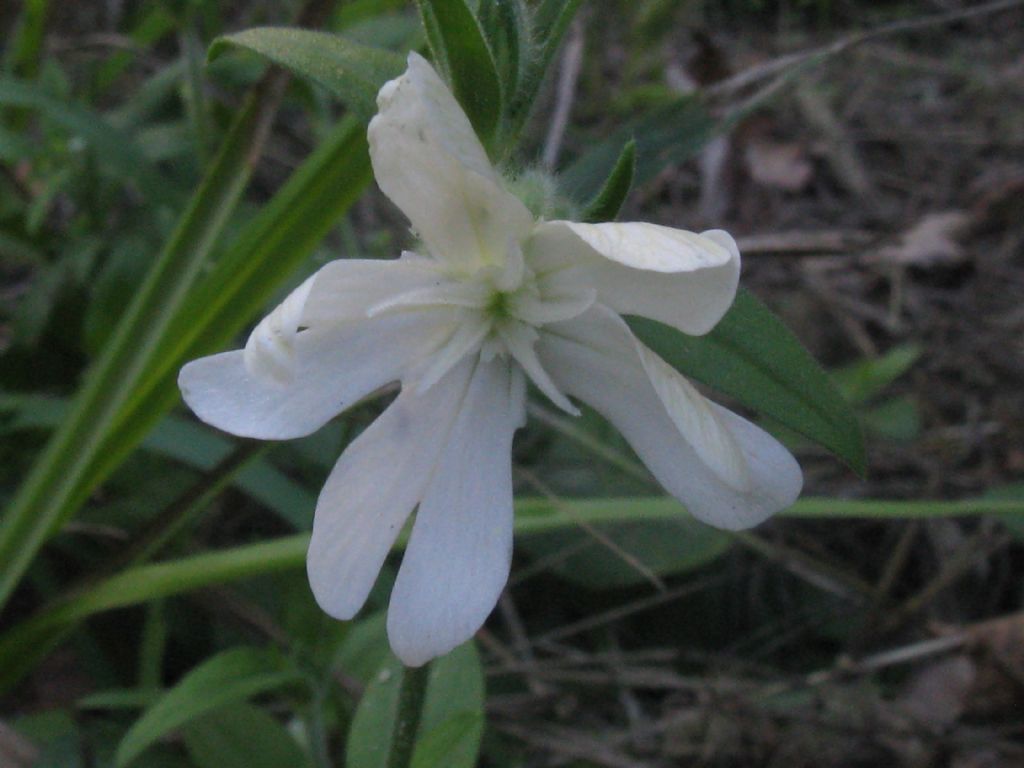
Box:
[1,1,1023,766]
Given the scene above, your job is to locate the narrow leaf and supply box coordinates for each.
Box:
[832,343,922,405]
[562,96,715,200]
[115,647,302,767]
[477,0,529,101]
[504,0,583,141]
[0,82,281,613]
[183,703,313,768]
[346,643,485,768]
[520,518,729,588]
[209,27,405,118]
[411,712,485,768]
[79,118,371,518]
[581,138,635,222]
[0,71,292,613]
[629,289,867,474]
[0,116,370,608]
[415,0,502,146]
[0,394,315,528]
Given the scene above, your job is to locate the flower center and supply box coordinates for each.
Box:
[367,248,594,414]
[485,289,513,321]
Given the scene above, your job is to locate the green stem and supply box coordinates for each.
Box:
[387,663,431,768]
[309,680,334,768]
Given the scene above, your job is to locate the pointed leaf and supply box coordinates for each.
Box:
[505,0,583,140]
[563,96,715,200]
[0,70,291,614]
[414,0,502,146]
[182,703,313,768]
[521,517,729,588]
[209,28,404,118]
[346,642,485,768]
[476,0,529,100]
[116,647,302,768]
[581,138,636,222]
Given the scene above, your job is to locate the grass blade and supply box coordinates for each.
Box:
[0,68,291,613]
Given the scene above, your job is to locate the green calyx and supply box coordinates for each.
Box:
[504,167,579,221]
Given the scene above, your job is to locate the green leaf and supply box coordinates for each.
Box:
[76,117,371,521]
[346,643,485,768]
[863,395,920,442]
[0,393,315,529]
[0,75,287,614]
[77,689,161,711]
[581,138,636,222]
[629,289,867,474]
[5,0,50,81]
[411,712,485,768]
[10,710,81,768]
[209,27,405,118]
[5,493,1024,693]
[0,537,310,694]
[504,0,583,142]
[415,0,502,146]
[477,0,529,102]
[115,647,302,768]
[0,113,370,615]
[182,703,313,768]
[562,96,714,200]
[832,343,922,405]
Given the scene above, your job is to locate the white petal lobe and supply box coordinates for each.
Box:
[178,312,449,440]
[537,306,801,529]
[387,358,525,666]
[307,360,475,620]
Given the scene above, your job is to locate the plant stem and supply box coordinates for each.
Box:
[387,663,431,768]
[309,680,334,768]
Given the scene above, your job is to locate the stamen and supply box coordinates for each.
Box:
[496,321,580,416]
[414,314,491,394]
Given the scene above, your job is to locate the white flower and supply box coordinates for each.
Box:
[178,53,802,666]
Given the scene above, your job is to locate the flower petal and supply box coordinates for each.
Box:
[307,360,476,620]
[538,306,801,529]
[178,312,451,440]
[530,222,740,336]
[387,359,526,666]
[300,252,444,327]
[368,53,532,268]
